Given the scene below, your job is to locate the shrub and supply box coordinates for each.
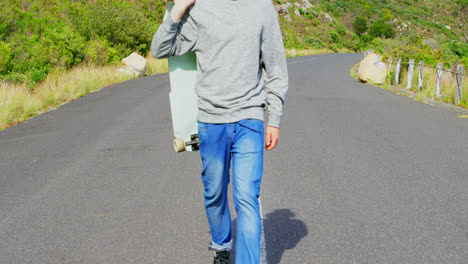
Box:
[329,30,339,43]
[0,42,11,74]
[86,38,120,66]
[304,36,323,49]
[42,24,85,69]
[336,24,348,36]
[369,19,396,39]
[352,16,368,36]
[448,41,468,58]
[68,0,157,56]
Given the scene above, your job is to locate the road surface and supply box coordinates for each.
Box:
[1,53,467,263]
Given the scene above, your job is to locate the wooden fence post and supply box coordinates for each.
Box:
[456,65,464,105]
[394,58,401,85]
[418,61,424,92]
[388,57,393,73]
[407,59,415,89]
[436,62,443,97]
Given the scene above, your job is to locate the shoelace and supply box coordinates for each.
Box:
[213,250,230,264]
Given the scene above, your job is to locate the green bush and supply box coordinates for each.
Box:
[0,42,11,74]
[352,16,368,36]
[369,19,396,38]
[42,24,85,69]
[0,0,160,86]
[86,38,120,65]
[448,41,468,58]
[304,36,323,49]
[329,30,339,43]
[68,0,157,56]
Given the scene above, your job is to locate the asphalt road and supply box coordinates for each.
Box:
[1,53,468,264]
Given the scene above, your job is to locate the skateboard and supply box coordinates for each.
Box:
[165,2,199,153]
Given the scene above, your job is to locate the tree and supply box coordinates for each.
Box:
[352,16,368,36]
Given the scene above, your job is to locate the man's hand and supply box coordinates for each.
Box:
[265,126,280,151]
[170,0,196,22]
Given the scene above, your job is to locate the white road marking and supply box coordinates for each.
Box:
[259,198,267,264]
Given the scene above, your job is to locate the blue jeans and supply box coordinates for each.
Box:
[198,119,264,264]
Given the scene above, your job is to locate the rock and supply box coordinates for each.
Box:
[301,0,314,9]
[445,25,451,30]
[275,4,289,15]
[294,2,301,8]
[294,8,300,16]
[118,67,138,77]
[121,53,147,77]
[402,23,408,28]
[275,3,292,21]
[358,53,387,84]
[423,38,439,50]
[323,12,333,22]
[291,49,297,56]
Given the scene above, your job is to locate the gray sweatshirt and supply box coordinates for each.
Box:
[151,0,288,127]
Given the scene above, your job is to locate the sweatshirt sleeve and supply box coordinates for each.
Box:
[260,2,289,128]
[151,7,198,59]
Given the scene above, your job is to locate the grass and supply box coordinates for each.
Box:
[146,53,169,75]
[352,55,468,112]
[391,67,467,107]
[285,47,347,57]
[0,54,169,130]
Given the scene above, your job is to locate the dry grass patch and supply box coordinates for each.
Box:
[0,64,138,130]
[146,53,169,75]
[0,82,42,130]
[285,48,350,58]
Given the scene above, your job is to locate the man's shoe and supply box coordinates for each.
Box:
[213,250,230,264]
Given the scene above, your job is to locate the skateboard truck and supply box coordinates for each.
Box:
[174,134,199,152]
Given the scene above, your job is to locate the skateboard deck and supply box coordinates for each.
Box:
[165,2,199,152]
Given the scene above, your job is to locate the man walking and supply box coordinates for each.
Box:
[151,0,288,262]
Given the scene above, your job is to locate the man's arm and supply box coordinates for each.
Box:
[261,2,289,150]
[151,0,197,59]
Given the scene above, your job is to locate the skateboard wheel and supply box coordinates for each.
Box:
[174,138,186,152]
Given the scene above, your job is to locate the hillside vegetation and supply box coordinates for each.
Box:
[279,0,468,68]
[0,0,467,88]
[0,0,165,88]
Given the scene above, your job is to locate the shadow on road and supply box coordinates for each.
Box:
[230,208,307,263]
[263,209,308,264]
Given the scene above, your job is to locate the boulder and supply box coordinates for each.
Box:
[291,49,297,56]
[358,53,387,84]
[323,12,333,22]
[118,67,138,77]
[120,53,147,77]
[294,8,301,16]
[275,4,289,15]
[301,0,314,9]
